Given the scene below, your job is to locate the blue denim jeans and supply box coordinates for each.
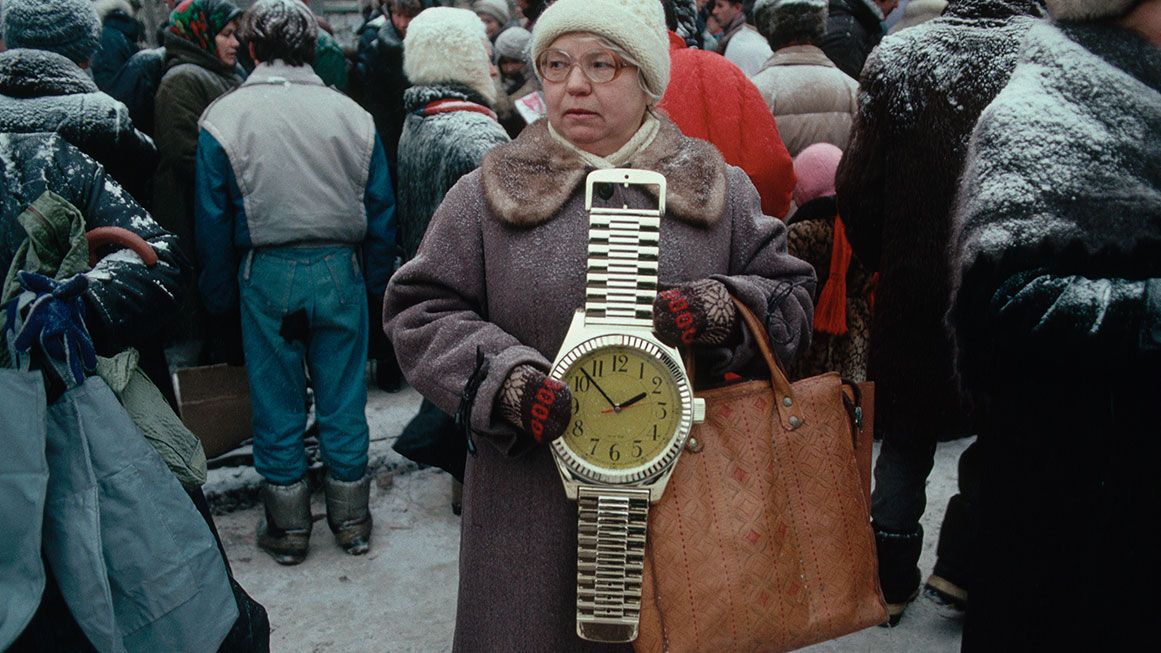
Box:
[239,247,370,485]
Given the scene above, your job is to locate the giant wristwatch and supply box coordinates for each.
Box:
[550,169,705,643]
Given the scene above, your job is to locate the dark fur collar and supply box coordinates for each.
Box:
[481,117,727,228]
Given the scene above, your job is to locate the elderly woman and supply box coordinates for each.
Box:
[153,0,243,360]
[384,0,815,649]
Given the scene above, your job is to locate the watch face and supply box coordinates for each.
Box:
[556,340,686,475]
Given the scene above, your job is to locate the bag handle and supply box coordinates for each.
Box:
[730,297,805,431]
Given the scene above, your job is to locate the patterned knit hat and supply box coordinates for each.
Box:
[403,7,496,106]
[168,0,243,55]
[530,0,670,100]
[1044,0,1136,21]
[1,0,101,64]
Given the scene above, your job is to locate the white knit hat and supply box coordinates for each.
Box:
[530,0,670,100]
[473,0,510,25]
[1044,0,1136,21]
[403,7,496,106]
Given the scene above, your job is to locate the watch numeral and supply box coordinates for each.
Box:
[651,424,659,441]
[608,444,621,462]
[655,403,668,419]
[589,359,605,378]
[573,374,591,393]
[589,439,600,456]
[612,354,629,373]
[573,420,585,437]
[651,376,664,394]
[638,362,645,380]
[632,440,643,458]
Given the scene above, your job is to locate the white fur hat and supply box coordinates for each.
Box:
[403,7,496,106]
[530,0,670,100]
[1045,0,1136,21]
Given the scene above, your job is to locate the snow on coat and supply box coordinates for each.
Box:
[384,116,815,652]
[0,48,156,206]
[0,133,187,352]
[750,44,859,156]
[396,83,510,261]
[834,0,1045,440]
[948,21,1161,650]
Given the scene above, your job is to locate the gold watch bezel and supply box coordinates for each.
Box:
[550,333,694,486]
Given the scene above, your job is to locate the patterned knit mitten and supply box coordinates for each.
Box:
[498,365,573,444]
[652,279,738,347]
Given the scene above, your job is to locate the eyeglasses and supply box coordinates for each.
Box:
[535,48,636,84]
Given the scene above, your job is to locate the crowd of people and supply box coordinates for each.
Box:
[1,0,1157,651]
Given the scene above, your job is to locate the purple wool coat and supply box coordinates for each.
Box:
[384,117,815,652]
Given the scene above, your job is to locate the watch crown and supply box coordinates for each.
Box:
[693,398,706,423]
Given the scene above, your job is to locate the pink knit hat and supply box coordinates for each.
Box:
[792,143,844,207]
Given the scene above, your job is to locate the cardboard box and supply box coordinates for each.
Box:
[175,364,253,459]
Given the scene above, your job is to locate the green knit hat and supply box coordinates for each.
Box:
[168,0,243,55]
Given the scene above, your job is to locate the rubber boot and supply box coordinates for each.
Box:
[324,473,373,555]
[257,479,312,565]
[874,524,923,627]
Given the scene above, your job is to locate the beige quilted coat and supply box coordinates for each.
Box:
[750,45,859,157]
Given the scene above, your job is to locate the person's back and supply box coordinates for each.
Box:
[819,0,888,78]
[751,0,859,156]
[660,2,795,220]
[196,0,396,566]
[834,0,1047,626]
[92,0,143,92]
[0,0,156,206]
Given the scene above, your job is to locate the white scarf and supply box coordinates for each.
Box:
[547,112,661,169]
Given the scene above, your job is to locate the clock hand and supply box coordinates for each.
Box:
[581,368,617,409]
[617,392,648,410]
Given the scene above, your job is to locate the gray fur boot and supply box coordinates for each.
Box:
[324,473,373,555]
[257,479,313,565]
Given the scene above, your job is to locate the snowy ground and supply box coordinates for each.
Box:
[212,381,971,652]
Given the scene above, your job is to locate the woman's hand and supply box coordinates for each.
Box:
[497,365,574,445]
[653,279,738,347]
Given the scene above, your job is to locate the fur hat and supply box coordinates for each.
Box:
[494,25,531,61]
[403,7,496,106]
[793,142,842,206]
[473,0,509,25]
[754,0,828,50]
[1,0,101,64]
[530,0,670,100]
[1044,0,1136,21]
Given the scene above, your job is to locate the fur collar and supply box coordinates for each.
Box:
[404,83,491,114]
[481,117,727,228]
[945,0,1046,20]
[0,49,99,98]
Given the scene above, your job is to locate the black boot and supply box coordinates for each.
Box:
[874,524,923,627]
[925,493,973,614]
[257,479,312,565]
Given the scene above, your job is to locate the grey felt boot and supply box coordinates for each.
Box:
[324,473,373,555]
[257,479,312,565]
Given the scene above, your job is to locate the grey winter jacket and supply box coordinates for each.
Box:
[0,49,156,205]
[751,44,859,156]
[0,133,186,353]
[396,83,510,260]
[384,117,815,652]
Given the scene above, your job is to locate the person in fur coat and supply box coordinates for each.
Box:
[384,0,815,648]
[835,0,1047,625]
[950,1,1161,648]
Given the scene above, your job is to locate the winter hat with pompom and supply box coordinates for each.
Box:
[530,0,670,101]
[494,26,531,61]
[1044,0,1136,21]
[754,0,829,50]
[1,0,101,64]
[403,7,496,106]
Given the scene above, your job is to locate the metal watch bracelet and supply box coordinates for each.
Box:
[576,486,651,643]
[583,197,661,329]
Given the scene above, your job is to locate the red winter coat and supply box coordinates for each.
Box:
[658,32,795,219]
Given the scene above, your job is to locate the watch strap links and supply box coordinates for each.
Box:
[575,485,651,643]
[584,211,660,329]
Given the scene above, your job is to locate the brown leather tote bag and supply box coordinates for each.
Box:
[635,299,886,652]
